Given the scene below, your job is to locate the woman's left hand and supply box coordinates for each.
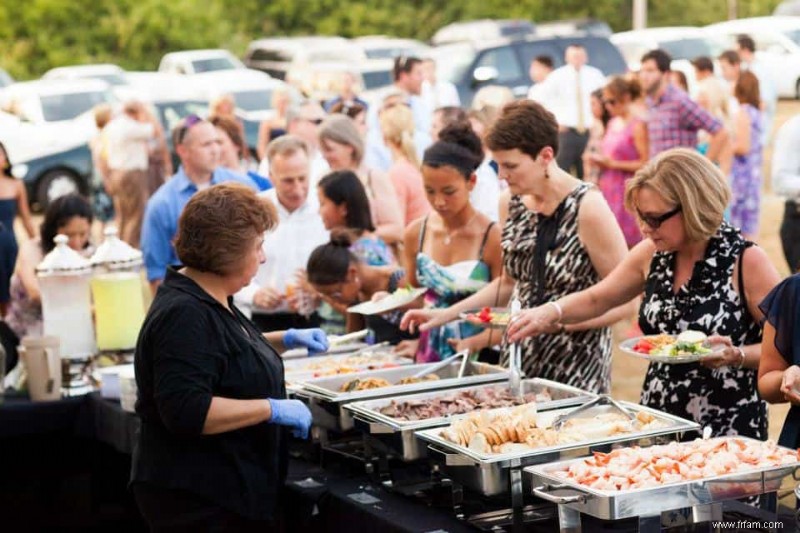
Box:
[506,305,560,343]
[699,335,744,369]
[780,366,800,405]
[284,328,329,355]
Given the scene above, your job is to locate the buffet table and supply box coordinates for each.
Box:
[1,391,798,531]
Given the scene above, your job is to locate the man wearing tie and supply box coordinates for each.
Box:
[535,44,606,180]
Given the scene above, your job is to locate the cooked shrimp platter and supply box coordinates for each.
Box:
[547,437,800,493]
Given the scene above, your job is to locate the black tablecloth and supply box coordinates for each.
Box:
[2,393,798,532]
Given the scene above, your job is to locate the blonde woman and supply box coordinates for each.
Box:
[257,87,291,161]
[318,114,404,247]
[507,148,780,440]
[379,104,430,225]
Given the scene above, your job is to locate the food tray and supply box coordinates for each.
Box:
[526,437,800,522]
[417,401,699,496]
[345,379,595,461]
[294,360,508,432]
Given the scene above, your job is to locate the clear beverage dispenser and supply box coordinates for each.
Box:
[90,227,146,352]
[36,234,96,393]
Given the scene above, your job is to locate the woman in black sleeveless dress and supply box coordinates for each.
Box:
[508,148,781,439]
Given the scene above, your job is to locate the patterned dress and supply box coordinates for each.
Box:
[414,218,494,362]
[501,184,612,394]
[730,104,763,236]
[639,223,766,440]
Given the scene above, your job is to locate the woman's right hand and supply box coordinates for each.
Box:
[268,399,312,439]
[780,366,800,405]
[400,308,451,334]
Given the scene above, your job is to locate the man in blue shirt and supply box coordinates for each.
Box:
[141,115,257,291]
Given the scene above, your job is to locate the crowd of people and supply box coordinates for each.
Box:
[3,36,800,528]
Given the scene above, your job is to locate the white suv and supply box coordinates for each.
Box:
[158,49,245,76]
[706,16,800,99]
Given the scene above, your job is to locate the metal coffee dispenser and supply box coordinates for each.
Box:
[36,234,96,394]
[90,227,146,352]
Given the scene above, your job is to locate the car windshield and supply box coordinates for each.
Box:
[659,38,715,60]
[232,89,272,112]
[40,90,110,121]
[363,46,424,60]
[155,101,209,138]
[432,44,475,83]
[85,73,127,86]
[361,69,393,89]
[192,57,238,73]
[782,29,800,47]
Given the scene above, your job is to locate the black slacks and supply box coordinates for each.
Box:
[781,200,800,273]
[556,128,590,180]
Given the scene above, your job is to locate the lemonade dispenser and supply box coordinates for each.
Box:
[90,227,146,352]
[36,234,96,364]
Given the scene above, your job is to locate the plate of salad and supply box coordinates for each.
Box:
[347,287,427,316]
[619,330,724,364]
[460,307,512,330]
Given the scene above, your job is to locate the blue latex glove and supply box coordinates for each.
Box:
[268,398,312,439]
[284,328,329,355]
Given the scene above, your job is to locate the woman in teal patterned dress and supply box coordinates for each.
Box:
[403,123,502,362]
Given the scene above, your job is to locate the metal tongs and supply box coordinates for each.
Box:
[410,349,470,379]
[507,299,523,398]
[551,395,636,431]
[328,329,369,347]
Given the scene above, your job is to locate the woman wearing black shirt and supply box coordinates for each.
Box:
[131,183,327,531]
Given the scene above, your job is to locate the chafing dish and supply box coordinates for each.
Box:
[416,401,699,497]
[283,349,412,382]
[346,379,595,461]
[294,360,508,432]
[527,436,800,532]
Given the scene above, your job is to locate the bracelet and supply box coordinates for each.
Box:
[736,347,746,369]
[547,301,563,322]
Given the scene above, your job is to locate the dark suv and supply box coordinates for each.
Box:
[432,35,627,107]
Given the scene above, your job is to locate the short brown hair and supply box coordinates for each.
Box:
[624,148,730,242]
[210,115,245,154]
[605,75,642,101]
[718,50,741,66]
[175,183,277,276]
[734,71,760,108]
[485,100,558,159]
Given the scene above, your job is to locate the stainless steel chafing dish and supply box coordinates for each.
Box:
[345,379,595,461]
[416,401,699,497]
[283,349,413,386]
[526,437,800,532]
[294,360,508,432]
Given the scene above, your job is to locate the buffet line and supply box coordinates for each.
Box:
[267,342,800,532]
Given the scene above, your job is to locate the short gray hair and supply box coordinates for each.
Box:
[266,134,309,162]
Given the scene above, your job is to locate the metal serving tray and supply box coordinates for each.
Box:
[526,437,800,527]
[416,401,699,496]
[345,379,595,461]
[283,350,412,382]
[295,361,508,432]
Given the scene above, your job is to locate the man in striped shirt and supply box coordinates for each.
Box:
[639,49,729,161]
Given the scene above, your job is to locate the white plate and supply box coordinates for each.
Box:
[619,337,724,364]
[459,307,511,330]
[347,288,427,315]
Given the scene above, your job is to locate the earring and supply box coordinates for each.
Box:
[544,167,550,179]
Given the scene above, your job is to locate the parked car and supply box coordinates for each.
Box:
[611,27,723,94]
[243,37,365,80]
[42,64,135,101]
[352,36,431,60]
[534,18,612,38]
[706,16,800,99]
[0,78,113,125]
[158,49,245,75]
[10,142,93,211]
[0,68,14,89]
[431,19,536,46]
[431,35,627,107]
[774,0,800,15]
[290,59,393,102]
[190,69,301,122]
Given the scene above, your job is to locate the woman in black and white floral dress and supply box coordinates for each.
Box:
[508,148,781,439]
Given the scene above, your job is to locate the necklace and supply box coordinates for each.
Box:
[443,213,479,245]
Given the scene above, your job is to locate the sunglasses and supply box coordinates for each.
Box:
[602,98,616,105]
[175,114,204,145]
[636,205,682,229]
[302,117,324,126]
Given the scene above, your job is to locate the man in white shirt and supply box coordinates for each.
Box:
[421,58,460,110]
[536,44,606,180]
[238,135,330,331]
[771,114,800,272]
[737,34,778,145]
[527,55,554,102]
[257,101,329,191]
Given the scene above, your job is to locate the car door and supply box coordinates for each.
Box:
[751,30,798,98]
[471,45,528,99]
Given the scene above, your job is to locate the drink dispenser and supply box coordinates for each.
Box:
[36,234,96,360]
[90,227,146,352]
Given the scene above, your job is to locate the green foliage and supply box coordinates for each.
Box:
[0,0,786,81]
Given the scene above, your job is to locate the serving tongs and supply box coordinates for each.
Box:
[507,299,523,398]
[328,329,369,347]
[410,349,470,379]
[551,394,636,431]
